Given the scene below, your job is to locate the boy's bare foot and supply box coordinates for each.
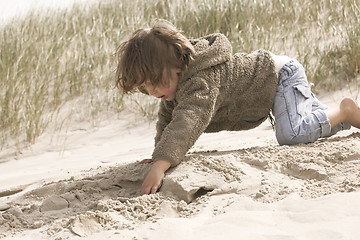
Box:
[340,98,360,129]
[326,97,360,129]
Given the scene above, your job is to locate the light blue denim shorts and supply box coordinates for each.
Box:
[272,59,350,145]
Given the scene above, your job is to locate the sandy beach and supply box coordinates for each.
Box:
[1,88,360,240]
[1,0,360,238]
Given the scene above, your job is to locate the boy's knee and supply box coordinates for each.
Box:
[276,130,312,146]
[276,130,295,145]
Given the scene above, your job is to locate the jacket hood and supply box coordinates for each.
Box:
[184,33,232,79]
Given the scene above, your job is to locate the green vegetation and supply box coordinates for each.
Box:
[1,0,359,150]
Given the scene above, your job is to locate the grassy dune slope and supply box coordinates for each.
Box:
[0,0,359,149]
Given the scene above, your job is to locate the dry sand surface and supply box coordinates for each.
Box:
[1,88,360,240]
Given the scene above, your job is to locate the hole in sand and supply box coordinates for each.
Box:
[192,188,213,201]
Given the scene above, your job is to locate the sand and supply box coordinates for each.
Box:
[1,88,360,240]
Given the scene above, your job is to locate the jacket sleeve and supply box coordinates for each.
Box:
[154,100,175,147]
[152,76,219,167]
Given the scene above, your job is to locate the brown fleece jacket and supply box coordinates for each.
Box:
[152,33,278,167]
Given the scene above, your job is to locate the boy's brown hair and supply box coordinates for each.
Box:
[115,20,195,94]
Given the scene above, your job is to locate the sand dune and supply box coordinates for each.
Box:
[1,89,360,239]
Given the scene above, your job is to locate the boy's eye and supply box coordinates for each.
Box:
[137,85,149,95]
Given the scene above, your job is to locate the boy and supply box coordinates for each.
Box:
[115,20,360,195]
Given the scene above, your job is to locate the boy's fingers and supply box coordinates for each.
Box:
[140,182,149,195]
[141,186,156,195]
[151,186,158,194]
[140,159,153,164]
[141,186,151,195]
[141,182,161,195]
[151,180,163,194]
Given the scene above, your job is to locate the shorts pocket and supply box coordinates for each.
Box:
[293,84,312,118]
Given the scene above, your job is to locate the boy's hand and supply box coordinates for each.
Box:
[141,159,171,195]
[140,158,153,164]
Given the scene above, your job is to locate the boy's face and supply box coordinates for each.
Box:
[143,68,180,101]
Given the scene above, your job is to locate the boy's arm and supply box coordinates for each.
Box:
[140,100,174,195]
[154,100,174,146]
[142,76,219,195]
[152,76,219,166]
[141,159,171,195]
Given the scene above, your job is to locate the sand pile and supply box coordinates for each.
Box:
[1,132,359,239]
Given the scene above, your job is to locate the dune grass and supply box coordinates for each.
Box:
[0,0,359,150]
